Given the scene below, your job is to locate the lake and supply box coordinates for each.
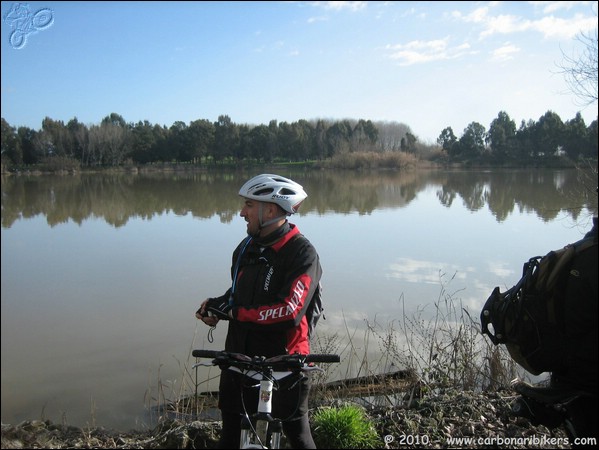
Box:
[1,167,596,430]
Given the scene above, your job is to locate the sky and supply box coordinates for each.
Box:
[1,1,597,144]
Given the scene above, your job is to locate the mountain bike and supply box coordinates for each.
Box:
[192,349,340,449]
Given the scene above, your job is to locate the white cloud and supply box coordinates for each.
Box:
[490,42,521,61]
[307,15,328,23]
[462,6,492,24]
[529,14,598,39]
[387,258,470,284]
[306,1,367,23]
[479,14,531,38]
[531,1,595,15]
[309,1,368,12]
[453,3,597,40]
[385,38,475,66]
[486,261,516,278]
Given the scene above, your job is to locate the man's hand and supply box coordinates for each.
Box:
[206,298,233,321]
[196,300,219,326]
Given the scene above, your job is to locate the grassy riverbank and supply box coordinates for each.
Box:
[1,387,572,449]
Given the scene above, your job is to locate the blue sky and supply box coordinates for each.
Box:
[1,1,597,143]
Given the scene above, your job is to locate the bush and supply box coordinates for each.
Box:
[311,404,382,449]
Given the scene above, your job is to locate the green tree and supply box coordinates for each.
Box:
[458,122,486,159]
[101,112,127,128]
[562,112,588,160]
[187,119,215,163]
[213,115,238,163]
[313,119,329,160]
[326,120,352,156]
[535,111,564,159]
[267,119,279,161]
[18,126,37,164]
[67,117,92,164]
[85,114,131,165]
[168,121,188,161]
[130,120,157,163]
[37,117,74,158]
[151,124,169,162]
[400,131,417,153]
[277,121,294,161]
[248,124,271,162]
[294,119,314,161]
[586,120,598,159]
[352,119,378,152]
[487,111,517,160]
[515,119,537,160]
[437,127,458,156]
[1,118,21,165]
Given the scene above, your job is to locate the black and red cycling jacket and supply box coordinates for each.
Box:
[211,222,322,357]
[211,224,322,357]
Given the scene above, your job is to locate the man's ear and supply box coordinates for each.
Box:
[266,202,279,218]
[267,203,286,219]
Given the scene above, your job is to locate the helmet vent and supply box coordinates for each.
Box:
[254,188,274,196]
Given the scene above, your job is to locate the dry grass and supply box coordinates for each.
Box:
[320,151,420,170]
[152,271,529,425]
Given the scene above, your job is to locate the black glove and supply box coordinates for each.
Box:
[206,298,233,320]
[196,306,209,319]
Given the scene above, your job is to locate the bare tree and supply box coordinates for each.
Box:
[374,121,411,152]
[101,122,128,166]
[557,27,598,107]
[556,20,598,220]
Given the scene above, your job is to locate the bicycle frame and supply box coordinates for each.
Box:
[192,350,339,449]
[239,366,281,449]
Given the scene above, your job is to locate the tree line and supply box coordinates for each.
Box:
[1,109,597,170]
[438,110,597,164]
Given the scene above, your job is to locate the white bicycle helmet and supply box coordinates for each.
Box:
[239,174,307,214]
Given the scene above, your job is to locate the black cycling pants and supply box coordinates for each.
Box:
[217,411,316,449]
[216,370,315,449]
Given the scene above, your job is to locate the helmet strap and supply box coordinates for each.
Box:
[258,202,288,232]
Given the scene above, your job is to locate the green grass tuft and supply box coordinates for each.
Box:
[312,403,382,449]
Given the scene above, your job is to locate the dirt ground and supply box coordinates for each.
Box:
[1,387,578,449]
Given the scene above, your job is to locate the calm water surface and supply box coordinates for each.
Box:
[1,168,596,430]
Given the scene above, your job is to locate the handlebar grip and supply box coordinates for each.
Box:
[305,354,340,363]
[192,349,223,359]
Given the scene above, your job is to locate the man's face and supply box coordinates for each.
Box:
[240,198,262,236]
[240,198,283,237]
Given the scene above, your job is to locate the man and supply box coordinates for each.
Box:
[511,214,598,443]
[550,215,598,441]
[196,174,322,449]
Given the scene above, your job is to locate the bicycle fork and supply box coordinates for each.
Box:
[240,377,283,449]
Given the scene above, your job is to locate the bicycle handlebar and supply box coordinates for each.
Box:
[192,349,340,371]
[304,354,341,363]
[192,349,227,359]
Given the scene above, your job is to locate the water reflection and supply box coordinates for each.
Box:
[1,168,596,431]
[1,169,594,228]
